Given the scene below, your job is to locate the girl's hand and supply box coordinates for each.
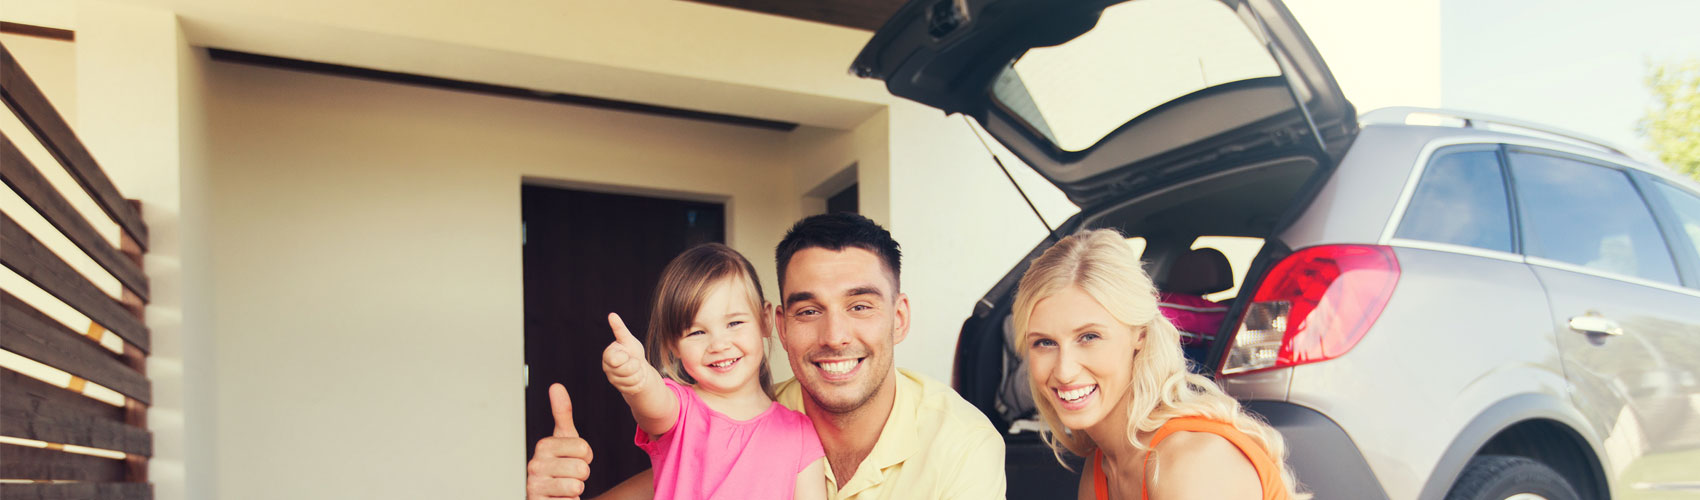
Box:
[602,313,653,395]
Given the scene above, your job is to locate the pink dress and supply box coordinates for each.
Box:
[635,378,825,500]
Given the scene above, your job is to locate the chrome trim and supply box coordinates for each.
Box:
[1361,107,1629,157]
[1632,481,1700,492]
[1525,256,1700,298]
[1567,314,1624,336]
[1387,238,1526,264]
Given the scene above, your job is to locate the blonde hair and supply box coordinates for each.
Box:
[646,243,774,398]
[1012,229,1307,498]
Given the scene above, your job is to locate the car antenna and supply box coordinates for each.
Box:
[962,114,1056,238]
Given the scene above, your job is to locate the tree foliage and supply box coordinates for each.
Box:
[1640,60,1700,180]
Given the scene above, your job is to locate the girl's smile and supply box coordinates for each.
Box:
[677,277,769,399]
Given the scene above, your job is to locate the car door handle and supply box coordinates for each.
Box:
[1568,314,1623,336]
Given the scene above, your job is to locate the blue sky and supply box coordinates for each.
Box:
[1442,0,1700,160]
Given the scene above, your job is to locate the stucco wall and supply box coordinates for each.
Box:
[200,59,817,498]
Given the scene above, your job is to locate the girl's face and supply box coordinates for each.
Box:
[678,277,767,396]
[1023,286,1143,433]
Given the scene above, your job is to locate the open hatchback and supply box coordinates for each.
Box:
[852,0,1357,209]
[851,0,1376,497]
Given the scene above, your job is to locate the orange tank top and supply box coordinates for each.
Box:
[1092,417,1287,500]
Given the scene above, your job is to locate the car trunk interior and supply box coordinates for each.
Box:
[957,153,1324,430]
[974,153,1326,497]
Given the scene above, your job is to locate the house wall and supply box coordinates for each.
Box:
[200,59,812,499]
[1286,0,1444,111]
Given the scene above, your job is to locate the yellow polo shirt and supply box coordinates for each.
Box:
[775,369,1006,500]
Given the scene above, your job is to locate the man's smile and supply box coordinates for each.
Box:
[814,357,864,380]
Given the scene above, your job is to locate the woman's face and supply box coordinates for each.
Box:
[1023,286,1142,433]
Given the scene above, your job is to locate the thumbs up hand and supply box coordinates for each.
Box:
[602,313,655,396]
[526,384,592,499]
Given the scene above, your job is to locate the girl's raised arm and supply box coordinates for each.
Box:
[601,313,679,436]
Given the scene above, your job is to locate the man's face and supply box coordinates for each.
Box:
[775,247,909,415]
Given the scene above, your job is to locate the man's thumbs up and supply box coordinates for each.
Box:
[602,313,653,395]
[549,383,579,438]
[527,384,592,500]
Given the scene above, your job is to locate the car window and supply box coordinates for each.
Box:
[989,0,1280,152]
[1507,151,1680,285]
[1125,236,1147,260]
[1394,149,1514,253]
[1192,236,1264,301]
[1652,180,1700,271]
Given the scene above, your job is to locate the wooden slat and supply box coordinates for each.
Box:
[123,398,148,481]
[0,444,125,481]
[0,22,76,42]
[0,378,152,456]
[0,132,150,300]
[0,42,147,249]
[0,210,149,352]
[0,483,152,500]
[1,291,151,403]
[2,368,124,422]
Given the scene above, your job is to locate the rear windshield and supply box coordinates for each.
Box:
[990,0,1282,152]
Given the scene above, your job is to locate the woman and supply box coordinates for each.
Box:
[1013,229,1308,500]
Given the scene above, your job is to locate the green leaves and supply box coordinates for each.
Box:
[1639,60,1700,180]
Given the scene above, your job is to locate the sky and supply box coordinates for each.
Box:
[1441,0,1700,161]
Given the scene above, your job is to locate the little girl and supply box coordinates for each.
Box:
[601,243,826,500]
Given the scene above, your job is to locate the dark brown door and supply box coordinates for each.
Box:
[523,185,724,496]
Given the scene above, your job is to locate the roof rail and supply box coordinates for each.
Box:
[1360,107,1630,157]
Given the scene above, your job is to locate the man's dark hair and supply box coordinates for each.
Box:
[775,213,902,299]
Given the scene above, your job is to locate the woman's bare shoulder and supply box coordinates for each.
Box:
[1148,431,1261,500]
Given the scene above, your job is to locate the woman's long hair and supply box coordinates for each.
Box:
[1011,229,1307,498]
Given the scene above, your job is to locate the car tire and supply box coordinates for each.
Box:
[1444,455,1582,500]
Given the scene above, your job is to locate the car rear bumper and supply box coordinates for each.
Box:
[1243,400,1391,500]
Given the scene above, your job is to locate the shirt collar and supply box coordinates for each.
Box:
[832,369,923,497]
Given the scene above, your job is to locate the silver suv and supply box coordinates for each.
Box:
[851,0,1700,499]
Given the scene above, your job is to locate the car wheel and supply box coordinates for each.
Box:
[1444,455,1581,500]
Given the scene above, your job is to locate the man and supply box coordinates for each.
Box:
[527,213,1005,499]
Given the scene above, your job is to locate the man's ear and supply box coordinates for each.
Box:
[892,293,911,345]
[772,301,788,341]
[761,301,775,338]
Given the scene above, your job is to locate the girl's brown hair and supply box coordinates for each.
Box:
[645,243,774,397]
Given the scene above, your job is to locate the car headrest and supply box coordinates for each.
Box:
[1162,247,1233,296]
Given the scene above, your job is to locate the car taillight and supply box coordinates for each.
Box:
[1219,245,1400,376]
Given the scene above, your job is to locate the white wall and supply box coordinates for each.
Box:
[1285,0,1444,111]
[201,59,816,499]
